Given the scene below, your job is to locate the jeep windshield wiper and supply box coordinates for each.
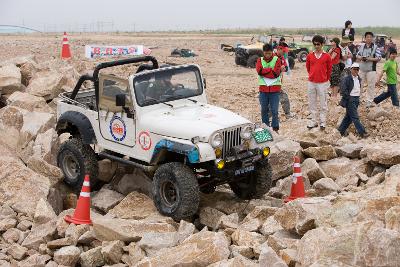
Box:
[143,97,173,108]
[187,98,197,103]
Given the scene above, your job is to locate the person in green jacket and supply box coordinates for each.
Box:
[374,49,399,107]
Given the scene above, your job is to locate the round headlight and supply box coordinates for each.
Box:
[210,132,223,148]
[240,125,253,140]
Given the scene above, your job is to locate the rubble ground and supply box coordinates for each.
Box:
[0,33,399,267]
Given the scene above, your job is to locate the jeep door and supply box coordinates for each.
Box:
[98,74,136,147]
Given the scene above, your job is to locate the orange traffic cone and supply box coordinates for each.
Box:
[284,156,306,202]
[61,32,72,59]
[64,175,92,224]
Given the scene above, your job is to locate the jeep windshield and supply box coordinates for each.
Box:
[133,65,203,107]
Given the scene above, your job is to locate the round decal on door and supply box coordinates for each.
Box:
[109,116,126,141]
[138,131,152,150]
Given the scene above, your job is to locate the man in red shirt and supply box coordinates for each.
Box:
[256,43,282,132]
[306,35,333,130]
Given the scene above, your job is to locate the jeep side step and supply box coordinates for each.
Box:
[98,152,157,173]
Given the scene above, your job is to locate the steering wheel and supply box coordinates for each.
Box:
[165,84,184,95]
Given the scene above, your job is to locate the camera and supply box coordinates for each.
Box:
[362,57,367,62]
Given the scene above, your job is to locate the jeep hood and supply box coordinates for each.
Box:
[139,104,251,140]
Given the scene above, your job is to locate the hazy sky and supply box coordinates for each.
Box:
[1,0,399,32]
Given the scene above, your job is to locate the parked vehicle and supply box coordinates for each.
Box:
[235,34,296,69]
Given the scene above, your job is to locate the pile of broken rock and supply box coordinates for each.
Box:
[1,55,400,267]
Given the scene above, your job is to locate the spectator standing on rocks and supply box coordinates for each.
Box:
[274,45,293,118]
[373,49,400,108]
[306,35,332,130]
[338,63,369,138]
[340,36,353,77]
[328,37,342,104]
[342,20,355,41]
[356,32,381,107]
[256,43,282,133]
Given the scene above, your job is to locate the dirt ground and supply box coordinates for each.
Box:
[0,33,399,142]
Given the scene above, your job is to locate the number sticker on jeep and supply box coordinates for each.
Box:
[138,131,152,150]
[109,116,126,141]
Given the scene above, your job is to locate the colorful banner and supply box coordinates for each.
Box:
[85,45,149,59]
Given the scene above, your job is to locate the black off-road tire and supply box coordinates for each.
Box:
[152,162,200,221]
[229,161,272,200]
[235,56,245,66]
[297,50,308,62]
[247,55,259,68]
[57,138,99,193]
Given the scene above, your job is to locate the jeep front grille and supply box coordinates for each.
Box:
[222,127,243,158]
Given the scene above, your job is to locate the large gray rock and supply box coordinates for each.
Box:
[21,220,56,250]
[0,64,22,94]
[174,220,196,244]
[7,243,27,260]
[319,157,367,181]
[92,188,124,213]
[33,198,56,225]
[54,245,81,266]
[138,232,178,257]
[231,229,266,255]
[274,197,333,235]
[336,143,363,159]
[107,191,157,220]
[303,145,337,161]
[101,240,124,264]
[199,207,225,230]
[267,229,301,253]
[136,230,230,267]
[260,216,283,236]
[18,253,51,267]
[18,111,55,151]
[269,139,303,180]
[93,216,176,242]
[26,70,66,100]
[361,142,400,166]
[0,156,50,216]
[208,255,258,267]
[258,242,287,267]
[6,91,47,112]
[312,178,340,196]
[297,222,400,267]
[113,169,152,196]
[80,246,104,267]
[239,206,277,232]
[302,158,326,183]
[32,128,59,165]
[0,218,17,232]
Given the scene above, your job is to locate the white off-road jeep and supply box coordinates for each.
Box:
[56,56,273,220]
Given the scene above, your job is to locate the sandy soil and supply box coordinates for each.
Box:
[0,33,398,142]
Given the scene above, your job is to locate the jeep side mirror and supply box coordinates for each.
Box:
[116,93,126,107]
[203,78,207,89]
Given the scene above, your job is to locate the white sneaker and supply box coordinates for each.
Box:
[307,121,318,129]
[366,102,376,108]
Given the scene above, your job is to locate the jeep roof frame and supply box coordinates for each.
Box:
[69,56,159,103]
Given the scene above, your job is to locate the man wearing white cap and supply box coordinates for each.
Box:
[338,63,369,138]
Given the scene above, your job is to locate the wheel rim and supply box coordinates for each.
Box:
[160,181,178,208]
[62,153,80,182]
[301,54,307,62]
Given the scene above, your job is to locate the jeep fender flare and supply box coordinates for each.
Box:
[56,111,96,144]
[150,139,200,164]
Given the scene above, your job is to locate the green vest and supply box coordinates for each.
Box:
[258,56,282,86]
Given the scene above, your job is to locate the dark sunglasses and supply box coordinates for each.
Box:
[352,68,360,71]
[313,43,322,46]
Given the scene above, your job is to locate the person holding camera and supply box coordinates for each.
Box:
[356,32,381,107]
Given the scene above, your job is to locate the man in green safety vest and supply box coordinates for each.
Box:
[255,43,283,132]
